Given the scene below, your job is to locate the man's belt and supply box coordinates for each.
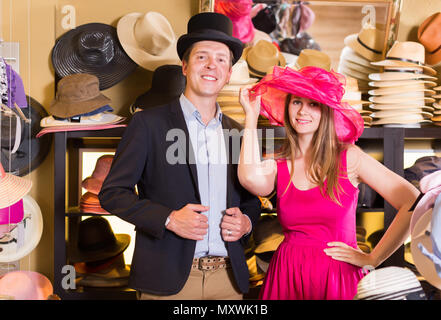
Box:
[192,256,230,271]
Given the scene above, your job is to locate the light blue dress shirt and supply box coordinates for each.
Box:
[179,94,229,258]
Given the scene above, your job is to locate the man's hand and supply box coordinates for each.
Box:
[220,207,251,242]
[166,204,209,240]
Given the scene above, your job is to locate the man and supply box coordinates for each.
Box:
[99,12,261,300]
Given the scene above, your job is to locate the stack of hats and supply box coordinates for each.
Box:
[242,40,286,80]
[70,216,131,288]
[368,41,437,127]
[342,76,372,127]
[216,59,258,126]
[38,73,126,137]
[340,25,385,94]
[431,86,441,125]
[80,155,113,214]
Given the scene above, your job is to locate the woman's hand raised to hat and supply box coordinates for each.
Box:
[239,86,261,126]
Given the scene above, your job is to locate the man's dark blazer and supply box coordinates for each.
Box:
[99,98,261,295]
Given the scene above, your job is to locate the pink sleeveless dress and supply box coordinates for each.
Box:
[259,149,364,300]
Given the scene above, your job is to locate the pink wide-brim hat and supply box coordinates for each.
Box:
[0,198,24,225]
[250,66,365,144]
[0,163,32,209]
[0,271,53,300]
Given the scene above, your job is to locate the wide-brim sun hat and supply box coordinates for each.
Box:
[177,12,244,65]
[369,103,434,112]
[368,79,437,88]
[368,92,435,104]
[51,23,138,90]
[368,85,435,96]
[249,66,364,144]
[344,26,386,62]
[117,12,181,71]
[242,40,286,78]
[371,109,433,119]
[371,113,431,125]
[369,70,437,81]
[0,162,31,209]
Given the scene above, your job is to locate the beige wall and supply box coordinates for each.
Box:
[1,0,197,282]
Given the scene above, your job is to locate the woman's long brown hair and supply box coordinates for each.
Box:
[276,94,347,205]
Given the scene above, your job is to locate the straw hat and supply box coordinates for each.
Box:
[371,41,436,75]
[0,162,31,209]
[368,91,435,104]
[369,103,434,111]
[368,70,437,82]
[117,12,180,71]
[242,40,286,78]
[342,76,369,107]
[368,84,435,96]
[371,109,433,119]
[339,58,379,75]
[368,79,437,88]
[294,49,331,71]
[224,59,258,86]
[371,113,431,125]
[339,45,377,68]
[344,26,385,62]
[418,12,441,66]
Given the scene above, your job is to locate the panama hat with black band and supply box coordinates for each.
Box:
[176,12,244,65]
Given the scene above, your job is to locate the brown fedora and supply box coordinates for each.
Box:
[418,12,441,66]
[49,73,111,118]
[371,41,436,75]
[344,26,385,62]
[242,40,286,78]
[295,49,331,71]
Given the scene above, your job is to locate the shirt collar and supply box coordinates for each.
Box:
[179,94,223,125]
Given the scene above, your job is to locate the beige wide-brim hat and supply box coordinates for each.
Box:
[371,41,436,76]
[117,12,181,71]
[369,92,435,104]
[369,71,437,81]
[371,113,432,125]
[339,59,380,75]
[434,86,441,91]
[368,85,435,96]
[371,109,433,119]
[227,59,259,85]
[368,79,437,88]
[433,102,441,109]
[369,103,434,112]
[411,209,441,290]
[344,27,386,62]
[242,40,286,78]
[338,64,370,81]
[295,49,331,71]
[339,45,378,68]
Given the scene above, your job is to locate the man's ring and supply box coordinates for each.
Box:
[227,230,232,236]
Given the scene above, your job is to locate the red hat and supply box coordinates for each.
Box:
[250,66,364,144]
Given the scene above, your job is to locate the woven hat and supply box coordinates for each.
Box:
[339,45,377,69]
[368,70,437,82]
[371,41,436,76]
[69,216,130,263]
[344,26,385,62]
[368,91,435,104]
[49,73,111,119]
[242,40,286,78]
[369,103,434,111]
[177,12,244,65]
[371,109,433,119]
[294,49,331,71]
[117,12,181,71]
[411,205,441,290]
[418,12,441,66]
[342,76,369,108]
[250,66,364,143]
[368,84,435,96]
[368,79,437,88]
[132,65,186,111]
[0,195,43,263]
[0,160,31,210]
[354,266,426,300]
[51,23,137,90]
[371,113,431,126]
[0,271,53,300]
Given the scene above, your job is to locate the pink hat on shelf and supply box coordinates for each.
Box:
[0,198,24,225]
[215,0,255,44]
[0,271,53,300]
[0,163,32,209]
[250,66,365,144]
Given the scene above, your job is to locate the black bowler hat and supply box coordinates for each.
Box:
[132,64,186,111]
[69,216,130,263]
[177,12,244,65]
[51,23,138,90]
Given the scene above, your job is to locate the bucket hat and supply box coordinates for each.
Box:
[353,266,426,300]
[0,271,53,300]
[177,12,244,65]
[344,26,385,62]
[418,12,441,66]
[371,41,436,76]
[250,66,364,144]
[69,216,130,263]
[49,73,111,119]
[51,23,137,90]
[411,195,441,290]
[131,64,186,111]
[1,96,52,177]
[117,12,181,71]
[0,195,43,263]
[242,40,286,78]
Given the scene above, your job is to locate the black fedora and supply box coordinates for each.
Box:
[131,64,186,111]
[1,96,52,177]
[51,23,138,90]
[177,12,244,65]
[69,216,130,263]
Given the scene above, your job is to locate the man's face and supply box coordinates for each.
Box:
[182,40,232,99]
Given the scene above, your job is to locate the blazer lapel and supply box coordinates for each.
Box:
[222,116,234,209]
[168,100,200,202]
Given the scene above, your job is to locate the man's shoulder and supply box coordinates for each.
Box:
[131,100,180,123]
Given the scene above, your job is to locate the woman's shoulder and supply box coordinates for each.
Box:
[344,144,364,174]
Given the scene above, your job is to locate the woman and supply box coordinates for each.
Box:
[238,66,420,300]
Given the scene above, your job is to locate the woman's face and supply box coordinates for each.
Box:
[288,95,322,136]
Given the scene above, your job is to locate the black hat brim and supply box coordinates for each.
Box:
[51,23,138,90]
[177,30,243,65]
